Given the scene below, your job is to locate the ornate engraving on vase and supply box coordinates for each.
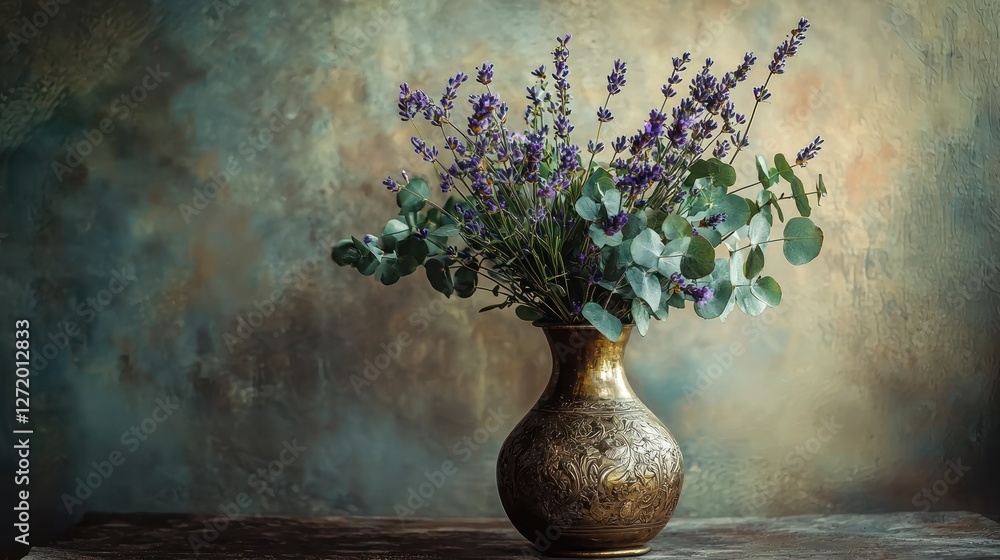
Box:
[496,326,684,557]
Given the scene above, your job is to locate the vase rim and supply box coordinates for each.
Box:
[531,321,636,329]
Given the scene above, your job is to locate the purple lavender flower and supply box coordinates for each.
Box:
[413,227,429,240]
[554,114,574,138]
[754,86,771,102]
[529,206,547,223]
[362,234,376,244]
[688,285,714,306]
[734,52,756,82]
[611,135,627,153]
[531,65,546,78]
[401,169,409,182]
[597,106,614,122]
[557,143,580,172]
[382,176,399,192]
[440,72,468,113]
[601,211,629,236]
[607,58,627,95]
[702,212,728,229]
[586,264,603,285]
[572,301,583,314]
[439,172,454,192]
[587,139,605,154]
[712,140,731,159]
[476,62,494,85]
[397,84,433,122]
[769,18,810,74]
[796,135,824,166]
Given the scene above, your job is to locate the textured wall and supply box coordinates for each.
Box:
[1,0,999,541]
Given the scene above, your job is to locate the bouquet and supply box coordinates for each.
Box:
[332,18,828,341]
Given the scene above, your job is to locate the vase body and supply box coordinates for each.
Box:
[496,325,684,558]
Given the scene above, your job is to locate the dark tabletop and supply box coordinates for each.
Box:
[22,511,1000,559]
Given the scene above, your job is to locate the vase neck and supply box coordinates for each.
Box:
[538,326,636,403]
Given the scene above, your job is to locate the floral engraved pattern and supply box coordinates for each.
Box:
[497,398,684,530]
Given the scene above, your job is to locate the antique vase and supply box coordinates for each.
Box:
[496,324,684,557]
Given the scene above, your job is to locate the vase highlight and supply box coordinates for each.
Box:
[496,325,684,557]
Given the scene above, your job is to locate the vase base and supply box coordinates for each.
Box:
[541,545,651,557]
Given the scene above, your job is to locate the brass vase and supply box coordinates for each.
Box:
[496,325,684,557]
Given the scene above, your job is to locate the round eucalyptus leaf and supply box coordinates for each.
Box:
[782,217,824,265]
[752,276,782,307]
[632,298,651,336]
[575,197,600,220]
[713,194,751,236]
[662,214,693,240]
[515,305,545,322]
[748,213,771,245]
[396,237,429,263]
[626,267,661,310]
[424,258,453,297]
[396,177,430,212]
[582,302,623,342]
[454,266,478,298]
[744,246,765,279]
[735,285,766,316]
[375,260,401,285]
[630,228,665,269]
[680,235,716,279]
[695,278,732,320]
[332,239,361,266]
[602,190,622,217]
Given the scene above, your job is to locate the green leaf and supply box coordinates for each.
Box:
[666,291,686,308]
[653,296,670,320]
[575,197,600,220]
[396,238,429,263]
[622,211,647,240]
[632,298,651,336]
[631,228,664,269]
[357,253,379,276]
[756,155,773,189]
[774,154,796,182]
[735,285,767,316]
[479,302,508,313]
[661,215,693,240]
[681,235,716,279]
[454,266,477,298]
[752,276,782,307]
[383,219,410,240]
[626,267,661,310]
[602,190,622,217]
[694,258,733,320]
[694,227,723,247]
[782,217,824,265]
[582,168,611,199]
[748,213,771,245]
[424,258,453,297]
[686,158,736,188]
[589,224,623,247]
[745,246,764,279]
[515,305,545,322]
[582,302,623,342]
[332,239,361,266]
[397,178,430,213]
[433,224,460,237]
[789,174,811,217]
[713,194,751,236]
[817,174,827,204]
[375,259,401,285]
[709,158,737,187]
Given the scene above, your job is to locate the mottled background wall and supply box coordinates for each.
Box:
[1,0,999,542]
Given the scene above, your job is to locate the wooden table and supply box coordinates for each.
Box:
[22,511,1000,559]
